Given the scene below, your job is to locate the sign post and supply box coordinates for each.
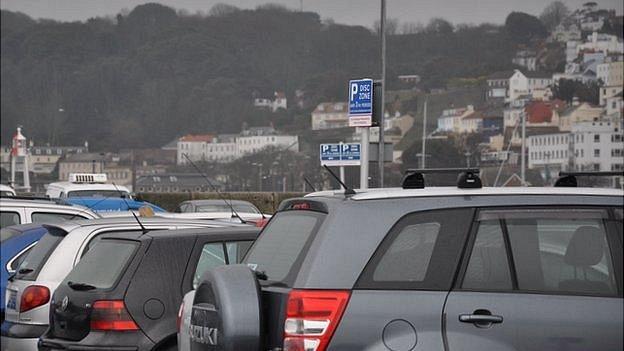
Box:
[348,79,373,189]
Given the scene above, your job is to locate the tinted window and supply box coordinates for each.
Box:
[1,227,21,242]
[196,204,259,214]
[67,190,128,198]
[357,208,474,290]
[31,212,86,224]
[463,220,512,290]
[474,208,617,296]
[16,227,67,280]
[506,210,616,295]
[193,243,226,288]
[63,240,138,289]
[244,211,325,284]
[9,246,34,272]
[1,212,20,229]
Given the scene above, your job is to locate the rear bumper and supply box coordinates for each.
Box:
[1,335,39,351]
[38,331,153,351]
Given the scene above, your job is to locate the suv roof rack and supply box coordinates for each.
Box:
[554,171,624,187]
[402,168,481,189]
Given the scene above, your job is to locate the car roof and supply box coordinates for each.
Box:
[305,186,624,201]
[1,222,48,233]
[183,199,255,206]
[47,182,130,192]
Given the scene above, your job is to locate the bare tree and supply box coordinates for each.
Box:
[373,18,399,36]
[209,3,240,17]
[540,1,570,31]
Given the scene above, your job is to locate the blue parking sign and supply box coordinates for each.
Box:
[348,79,373,127]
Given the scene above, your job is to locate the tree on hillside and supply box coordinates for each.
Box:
[505,12,548,44]
[540,1,570,31]
[425,18,454,34]
[552,79,600,105]
[209,3,240,17]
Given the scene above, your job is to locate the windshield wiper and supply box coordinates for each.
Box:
[18,268,34,274]
[67,281,97,291]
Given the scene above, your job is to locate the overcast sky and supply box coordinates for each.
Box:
[1,0,622,27]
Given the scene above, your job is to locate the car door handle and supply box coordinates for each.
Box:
[459,314,503,324]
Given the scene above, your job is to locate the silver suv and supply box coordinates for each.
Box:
[187,171,623,351]
[0,198,99,229]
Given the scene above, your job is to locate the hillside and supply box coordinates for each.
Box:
[1,3,520,150]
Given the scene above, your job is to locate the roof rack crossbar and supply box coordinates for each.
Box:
[402,168,482,189]
[555,171,624,187]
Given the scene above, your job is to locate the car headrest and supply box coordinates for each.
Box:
[564,226,604,267]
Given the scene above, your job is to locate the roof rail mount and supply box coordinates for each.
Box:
[402,168,481,189]
[554,171,624,187]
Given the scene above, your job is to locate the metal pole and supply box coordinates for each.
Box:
[360,128,369,189]
[378,0,387,188]
[339,166,345,190]
[521,111,526,185]
[421,98,428,168]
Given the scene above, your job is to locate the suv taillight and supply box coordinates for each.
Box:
[283,290,350,351]
[177,301,184,332]
[20,285,50,313]
[90,300,139,331]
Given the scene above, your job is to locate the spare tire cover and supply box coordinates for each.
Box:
[190,264,261,351]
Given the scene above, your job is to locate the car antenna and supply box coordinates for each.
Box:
[182,153,247,224]
[112,182,148,234]
[303,176,316,192]
[322,165,355,195]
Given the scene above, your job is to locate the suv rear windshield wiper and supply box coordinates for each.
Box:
[67,281,97,291]
[18,268,34,274]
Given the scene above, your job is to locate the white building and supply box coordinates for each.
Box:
[437,105,474,133]
[176,129,298,165]
[512,50,537,71]
[577,32,624,56]
[253,91,287,112]
[311,102,349,130]
[597,60,623,87]
[508,70,553,102]
[600,85,624,106]
[551,23,581,43]
[528,120,624,172]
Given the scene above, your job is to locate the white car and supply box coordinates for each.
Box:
[0,198,99,229]
[1,217,241,351]
[46,173,131,199]
[0,185,16,197]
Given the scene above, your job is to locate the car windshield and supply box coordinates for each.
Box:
[15,226,67,280]
[62,239,138,289]
[244,211,325,285]
[196,204,259,214]
[68,190,129,198]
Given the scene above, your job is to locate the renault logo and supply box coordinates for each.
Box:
[61,296,69,311]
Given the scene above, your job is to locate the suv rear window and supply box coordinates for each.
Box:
[63,239,138,289]
[16,227,67,281]
[244,211,325,285]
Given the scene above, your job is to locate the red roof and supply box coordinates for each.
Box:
[179,134,214,142]
[524,100,567,124]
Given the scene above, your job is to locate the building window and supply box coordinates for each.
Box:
[594,149,600,157]
[594,134,600,142]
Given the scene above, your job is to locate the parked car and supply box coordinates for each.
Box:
[0,197,99,229]
[0,225,48,323]
[1,217,243,351]
[176,199,262,215]
[188,173,623,351]
[0,185,16,197]
[38,226,259,351]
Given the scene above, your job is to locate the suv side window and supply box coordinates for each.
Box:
[463,208,617,296]
[1,211,21,228]
[193,243,226,288]
[31,212,87,224]
[357,208,474,290]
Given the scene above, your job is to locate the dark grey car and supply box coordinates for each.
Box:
[188,185,623,351]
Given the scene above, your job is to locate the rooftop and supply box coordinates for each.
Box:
[306,186,623,201]
[179,134,214,142]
